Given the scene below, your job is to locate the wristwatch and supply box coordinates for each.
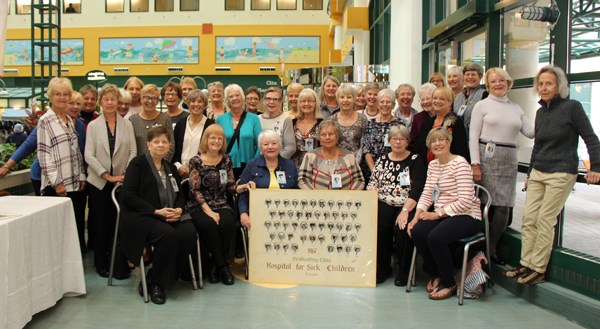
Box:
[437,209,444,218]
[401,208,409,212]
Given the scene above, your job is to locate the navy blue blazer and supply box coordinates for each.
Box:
[238,155,298,214]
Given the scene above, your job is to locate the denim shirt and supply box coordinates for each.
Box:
[238,155,298,214]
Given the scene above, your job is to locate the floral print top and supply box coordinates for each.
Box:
[291,118,322,168]
[363,119,404,164]
[186,153,236,212]
[330,112,368,161]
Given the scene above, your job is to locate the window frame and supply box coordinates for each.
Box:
[302,0,322,10]
[277,0,297,10]
[180,0,199,11]
[251,0,271,11]
[63,1,81,14]
[105,0,125,13]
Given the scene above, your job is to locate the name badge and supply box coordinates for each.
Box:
[432,185,441,202]
[399,172,410,186]
[485,142,496,158]
[219,169,228,185]
[457,104,467,116]
[305,138,314,151]
[273,122,281,134]
[383,133,390,147]
[168,174,179,193]
[276,171,287,184]
[331,174,342,189]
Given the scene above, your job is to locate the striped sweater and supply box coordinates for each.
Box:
[416,156,481,219]
[298,148,365,190]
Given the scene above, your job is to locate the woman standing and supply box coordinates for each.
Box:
[286,83,303,119]
[354,86,367,112]
[206,81,227,120]
[237,130,298,228]
[319,75,340,118]
[187,125,236,285]
[415,87,469,167]
[367,125,425,286]
[123,76,144,119]
[469,68,534,265]
[291,88,323,168]
[85,83,137,278]
[244,86,262,115]
[216,84,262,179]
[408,128,482,300]
[298,120,365,190]
[118,89,132,118]
[358,83,381,121]
[161,81,189,128]
[330,84,368,162]
[129,84,175,161]
[454,63,488,135]
[79,84,99,127]
[506,65,600,284]
[259,87,296,159]
[410,83,437,150]
[363,88,402,172]
[446,66,464,97]
[172,89,214,178]
[120,126,197,304]
[37,77,87,251]
[428,72,445,88]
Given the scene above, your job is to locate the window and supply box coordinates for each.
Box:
[130,0,148,12]
[303,0,321,10]
[225,0,244,10]
[106,0,124,12]
[63,0,80,13]
[460,30,486,70]
[252,0,270,10]
[277,0,296,10]
[570,0,600,73]
[155,0,174,11]
[180,0,199,11]
[16,0,31,14]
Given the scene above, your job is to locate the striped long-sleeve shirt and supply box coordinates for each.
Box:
[416,156,481,219]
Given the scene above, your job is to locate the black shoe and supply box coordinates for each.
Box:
[220,266,235,285]
[113,269,131,280]
[491,254,506,266]
[96,268,109,278]
[150,284,166,305]
[376,267,392,284]
[394,274,408,287]
[208,266,220,284]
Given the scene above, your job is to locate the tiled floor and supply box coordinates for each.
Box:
[24,255,585,329]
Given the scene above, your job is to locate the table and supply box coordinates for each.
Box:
[0,196,86,329]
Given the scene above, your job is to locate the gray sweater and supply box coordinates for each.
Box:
[529,96,600,175]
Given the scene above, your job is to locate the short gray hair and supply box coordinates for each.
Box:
[119,88,132,103]
[395,83,415,97]
[388,125,410,143]
[335,84,356,103]
[534,64,570,99]
[463,62,484,77]
[224,83,245,105]
[377,88,396,103]
[318,119,340,140]
[258,130,282,148]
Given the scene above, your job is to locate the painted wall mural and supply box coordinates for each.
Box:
[216,36,320,64]
[3,39,84,66]
[99,37,198,64]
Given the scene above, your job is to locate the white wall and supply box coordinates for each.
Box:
[389,0,422,93]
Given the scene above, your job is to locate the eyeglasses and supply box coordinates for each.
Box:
[164,93,178,98]
[246,97,259,102]
[264,97,280,102]
[300,100,316,104]
[209,136,224,141]
[390,137,407,143]
[143,96,159,102]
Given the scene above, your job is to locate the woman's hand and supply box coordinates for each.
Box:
[396,210,409,230]
[178,165,190,178]
[155,208,182,222]
[206,209,220,224]
[106,175,124,184]
[586,171,600,184]
[55,182,67,196]
[240,213,251,229]
[472,164,482,181]
[418,211,440,221]
[407,218,419,238]
[237,181,257,193]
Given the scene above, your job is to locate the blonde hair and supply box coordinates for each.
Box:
[484,67,514,92]
[141,84,159,96]
[123,76,144,90]
[318,75,340,102]
[199,124,227,154]
[426,127,452,149]
[99,83,122,103]
[296,88,323,119]
[47,77,73,98]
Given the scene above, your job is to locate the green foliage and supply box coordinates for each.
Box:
[0,143,36,171]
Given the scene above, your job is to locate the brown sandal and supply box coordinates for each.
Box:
[426,278,440,293]
[428,285,456,300]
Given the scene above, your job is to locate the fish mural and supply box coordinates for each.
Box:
[100,37,198,64]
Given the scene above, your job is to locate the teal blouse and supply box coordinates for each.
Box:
[216,112,262,168]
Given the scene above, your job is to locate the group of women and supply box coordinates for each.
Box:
[2,62,597,304]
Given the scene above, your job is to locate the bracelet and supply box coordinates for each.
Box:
[401,208,409,212]
[2,165,10,170]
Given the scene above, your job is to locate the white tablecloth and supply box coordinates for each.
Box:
[0,196,86,329]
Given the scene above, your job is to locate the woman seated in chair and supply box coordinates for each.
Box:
[186,125,236,285]
[366,125,425,286]
[298,120,365,190]
[119,126,197,305]
[237,130,298,229]
[407,127,481,300]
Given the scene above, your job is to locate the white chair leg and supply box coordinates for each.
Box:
[189,255,198,290]
[459,243,471,306]
[140,256,149,303]
[196,238,203,289]
[241,227,249,280]
[406,247,417,293]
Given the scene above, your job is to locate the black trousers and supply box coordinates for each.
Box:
[190,207,235,268]
[376,201,414,277]
[411,215,481,287]
[88,182,128,272]
[146,219,197,286]
[42,186,87,252]
[31,179,41,196]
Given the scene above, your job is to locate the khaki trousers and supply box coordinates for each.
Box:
[520,169,577,273]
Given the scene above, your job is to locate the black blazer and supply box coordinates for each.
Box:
[172,117,214,166]
[119,154,186,263]
[415,113,470,169]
